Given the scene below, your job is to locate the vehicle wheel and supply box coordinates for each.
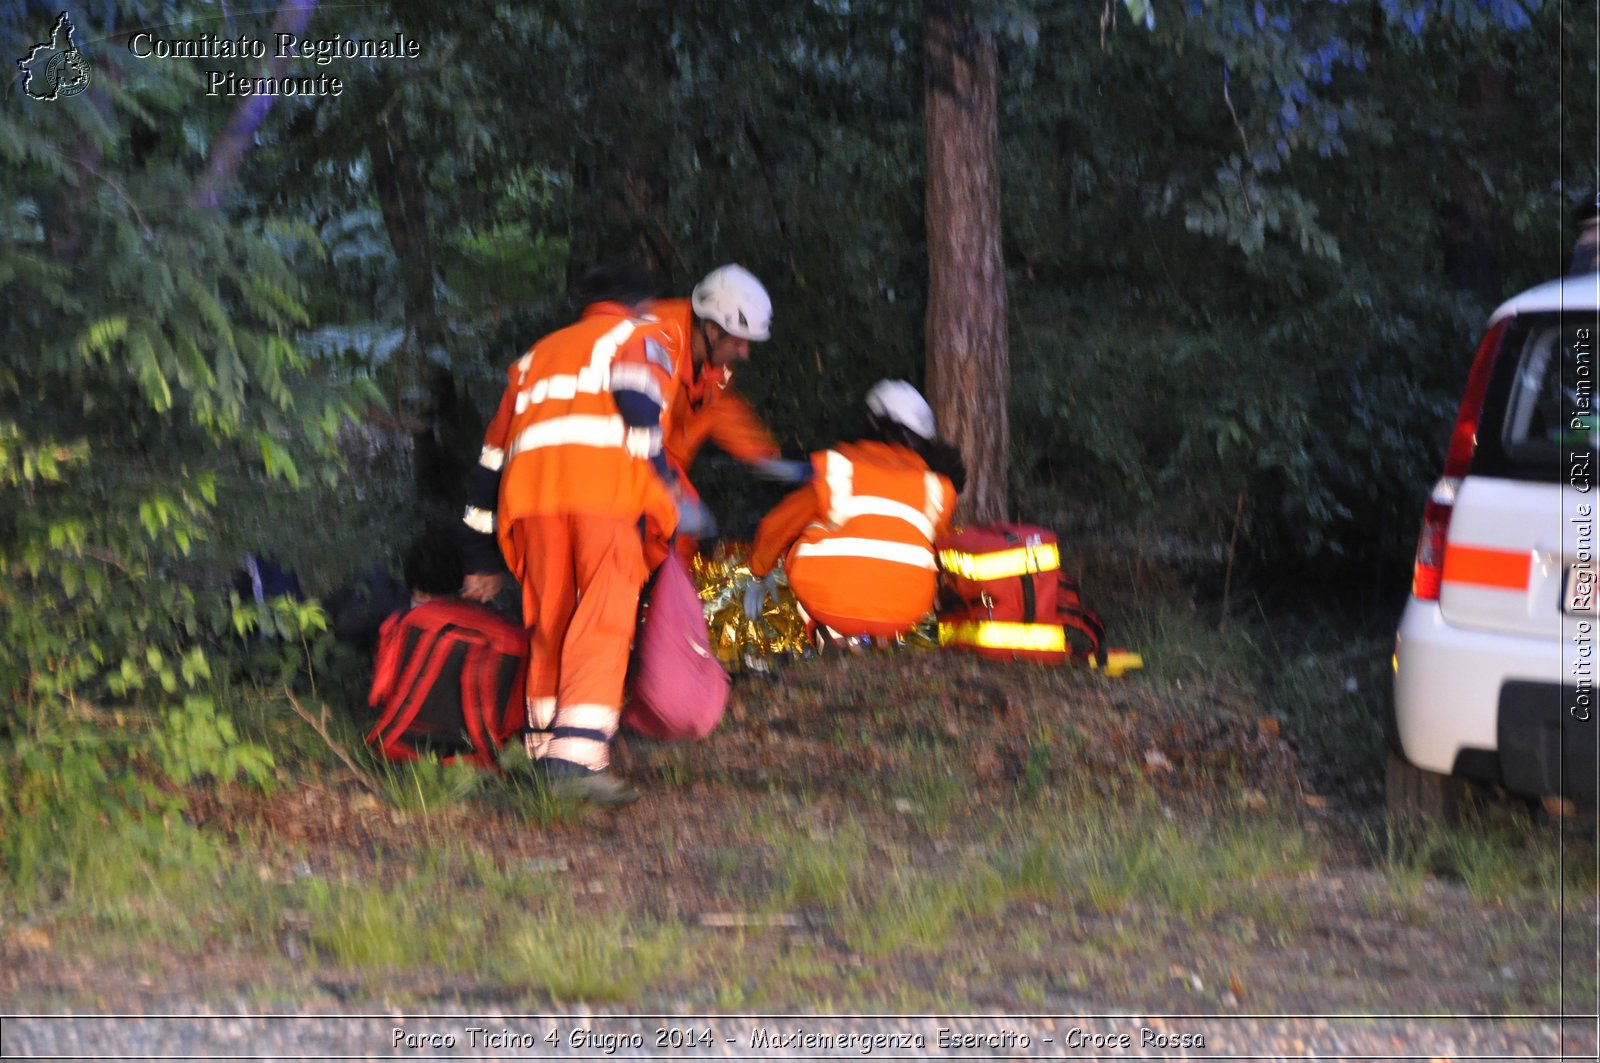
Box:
[1386,752,1470,826]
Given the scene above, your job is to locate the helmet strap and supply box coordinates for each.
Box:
[693,318,718,370]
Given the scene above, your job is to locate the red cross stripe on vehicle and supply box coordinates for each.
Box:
[1441,544,1532,591]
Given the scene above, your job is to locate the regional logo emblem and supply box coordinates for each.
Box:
[18,11,93,101]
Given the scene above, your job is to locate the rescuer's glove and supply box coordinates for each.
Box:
[742,572,781,621]
[751,458,812,484]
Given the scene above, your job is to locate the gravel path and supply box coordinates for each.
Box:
[4,1009,1597,1060]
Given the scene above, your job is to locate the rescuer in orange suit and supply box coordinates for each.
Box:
[744,380,966,641]
[647,264,810,565]
[459,266,681,806]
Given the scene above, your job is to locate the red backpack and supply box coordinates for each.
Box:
[935,523,1107,666]
[367,600,528,768]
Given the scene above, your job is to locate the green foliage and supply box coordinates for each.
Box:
[0,6,377,740]
[0,716,218,916]
[373,756,487,814]
[201,0,1590,579]
[151,695,275,789]
[1002,0,1585,568]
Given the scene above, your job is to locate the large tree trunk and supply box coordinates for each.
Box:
[923,0,1009,524]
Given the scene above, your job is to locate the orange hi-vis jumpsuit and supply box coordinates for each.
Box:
[649,298,781,562]
[468,302,680,772]
[748,440,957,638]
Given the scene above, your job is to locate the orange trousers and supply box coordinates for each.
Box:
[505,514,648,772]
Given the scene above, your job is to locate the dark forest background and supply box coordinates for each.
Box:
[3,0,1595,726]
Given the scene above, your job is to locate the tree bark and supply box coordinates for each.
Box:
[923,0,1009,523]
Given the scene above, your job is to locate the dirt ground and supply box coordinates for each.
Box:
[3,649,1596,1027]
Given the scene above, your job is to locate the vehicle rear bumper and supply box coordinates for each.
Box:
[1393,598,1597,802]
[1498,681,1599,805]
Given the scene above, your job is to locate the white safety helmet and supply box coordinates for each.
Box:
[691,264,773,342]
[866,379,936,441]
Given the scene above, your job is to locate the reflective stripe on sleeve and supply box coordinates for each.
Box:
[586,320,639,372]
[924,472,945,525]
[512,320,641,414]
[514,368,610,414]
[478,445,505,472]
[609,362,665,406]
[463,505,495,535]
[792,537,937,569]
[822,450,854,513]
[625,426,662,458]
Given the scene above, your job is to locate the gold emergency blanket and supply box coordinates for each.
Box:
[691,543,939,669]
[692,543,809,669]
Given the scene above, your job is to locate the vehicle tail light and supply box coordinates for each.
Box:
[1411,320,1509,601]
[1412,477,1459,600]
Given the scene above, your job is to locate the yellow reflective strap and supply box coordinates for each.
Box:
[938,542,1061,582]
[1090,649,1145,678]
[938,620,1066,653]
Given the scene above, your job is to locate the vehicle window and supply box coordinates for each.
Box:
[1478,315,1598,481]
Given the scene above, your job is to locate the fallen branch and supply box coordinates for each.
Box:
[698,912,806,929]
[283,687,383,797]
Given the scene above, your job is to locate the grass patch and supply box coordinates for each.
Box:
[1111,594,1265,688]
[841,857,1006,957]
[1110,594,1390,798]
[1378,815,1596,907]
[999,792,1321,928]
[293,852,536,973]
[372,756,486,814]
[300,875,457,971]
[776,820,870,909]
[492,897,688,1002]
[488,764,606,827]
[881,745,974,831]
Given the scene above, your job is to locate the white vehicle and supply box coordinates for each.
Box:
[1390,272,1600,818]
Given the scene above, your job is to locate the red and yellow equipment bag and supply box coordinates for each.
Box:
[367,600,529,768]
[935,523,1118,669]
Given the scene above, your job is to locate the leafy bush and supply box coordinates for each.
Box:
[0,25,376,741]
[0,718,217,915]
[151,695,275,788]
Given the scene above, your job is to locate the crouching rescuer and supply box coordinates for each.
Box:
[745,380,965,641]
[460,266,680,806]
